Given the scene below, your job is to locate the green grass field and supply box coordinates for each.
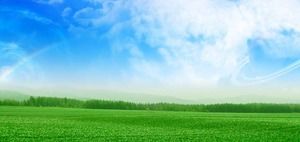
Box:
[1,106,300,141]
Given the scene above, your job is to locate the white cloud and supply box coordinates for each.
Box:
[34,0,63,5]
[62,7,72,17]
[0,8,55,25]
[73,0,126,27]
[20,10,54,25]
[132,0,300,86]
[81,0,300,87]
[73,7,98,26]
[125,0,251,86]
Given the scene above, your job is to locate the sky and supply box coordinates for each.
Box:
[1,0,300,100]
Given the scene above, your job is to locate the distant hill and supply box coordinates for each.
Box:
[3,88,299,104]
[0,90,29,101]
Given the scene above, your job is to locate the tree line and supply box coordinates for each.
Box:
[1,96,300,113]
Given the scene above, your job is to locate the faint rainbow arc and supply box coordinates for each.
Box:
[0,47,50,82]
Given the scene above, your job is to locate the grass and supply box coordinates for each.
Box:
[1,106,300,141]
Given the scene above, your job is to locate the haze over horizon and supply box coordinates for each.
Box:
[1,0,300,102]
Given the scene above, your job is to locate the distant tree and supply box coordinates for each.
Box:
[1,96,300,113]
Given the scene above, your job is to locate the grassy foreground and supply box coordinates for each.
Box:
[1,106,300,141]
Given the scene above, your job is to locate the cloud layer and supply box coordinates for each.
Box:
[2,0,300,89]
[89,0,300,87]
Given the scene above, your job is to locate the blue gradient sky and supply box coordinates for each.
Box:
[1,0,300,91]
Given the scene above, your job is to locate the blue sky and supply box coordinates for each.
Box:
[1,0,300,90]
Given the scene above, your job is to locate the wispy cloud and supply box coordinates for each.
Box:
[0,8,55,25]
[34,0,64,5]
[62,7,72,17]
[73,0,126,27]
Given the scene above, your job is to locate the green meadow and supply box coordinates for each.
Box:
[1,106,300,141]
